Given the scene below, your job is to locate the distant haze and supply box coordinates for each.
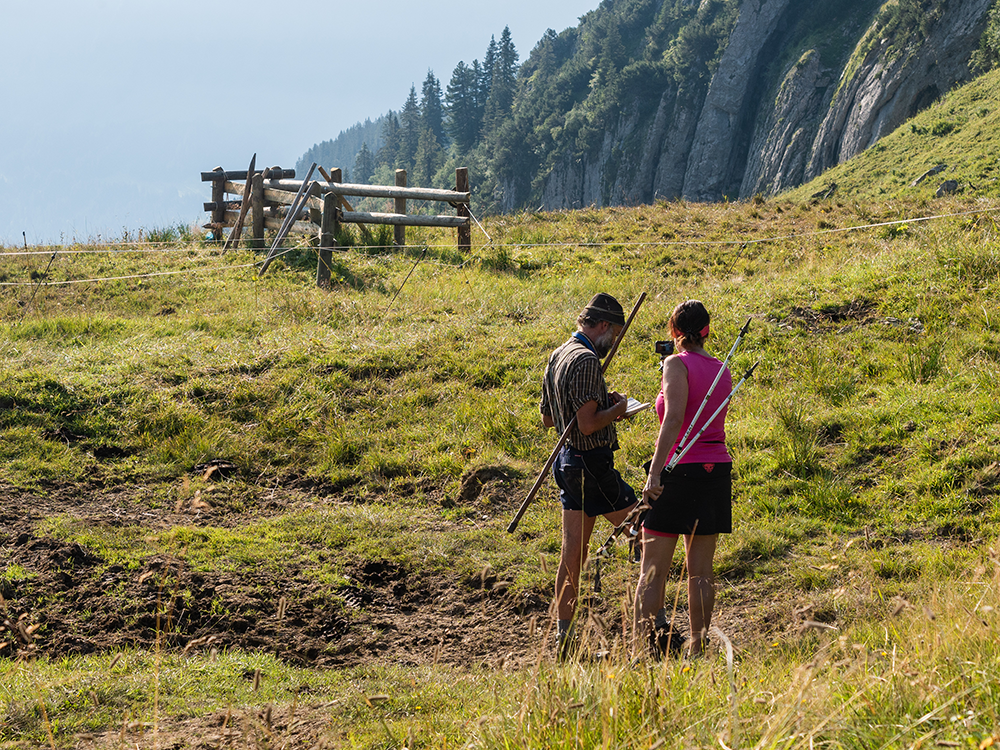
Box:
[1,1,590,245]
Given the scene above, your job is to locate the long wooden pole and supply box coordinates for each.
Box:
[201,168,294,182]
[258,162,317,277]
[320,181,469,203]
[223,153,255,252]
[506,292,647,533]
[339,211,467,228]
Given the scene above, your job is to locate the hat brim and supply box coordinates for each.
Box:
[583,306,625,326]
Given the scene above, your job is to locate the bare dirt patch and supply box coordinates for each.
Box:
[0,482,555,671]
[0,479,791,669]
[0,479,809,748]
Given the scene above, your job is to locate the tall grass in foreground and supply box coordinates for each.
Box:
[1,556,998,748]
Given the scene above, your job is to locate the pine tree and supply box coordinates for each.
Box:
[591,14,626,92]
[399,86,422,171]
[445,61,481,153]
[483,26,519,137]
[471,59,486,132]
[497,26,519,87]
[353,142,375,184]
[480,36,497,105]
[376,111,401,168]
[420,70,446,148]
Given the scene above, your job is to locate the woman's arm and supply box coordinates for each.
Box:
[643,356,688,498]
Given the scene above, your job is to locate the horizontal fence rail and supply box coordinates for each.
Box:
[340,211,469,228]
[202,164,472,287]
[201,168,296,182]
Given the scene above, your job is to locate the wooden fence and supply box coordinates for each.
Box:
[202,163,472,287]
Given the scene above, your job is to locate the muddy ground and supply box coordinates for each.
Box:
[0,473,802,748]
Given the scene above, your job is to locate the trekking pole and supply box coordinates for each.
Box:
[593,319,752,556]
[506,292,647,534]
[593,359,760,559]
[666,360,758,470]
[674,317,751,455]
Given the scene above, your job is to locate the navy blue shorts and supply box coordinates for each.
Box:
[553,445,637,517]
[642,462,732,535]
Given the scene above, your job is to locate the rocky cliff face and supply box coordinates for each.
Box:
[803,0,992,184]
[681,0,794,201]
[740,49,834,197]
[539,0,992,207]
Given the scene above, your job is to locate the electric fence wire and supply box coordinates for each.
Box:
[466,205,493,245]
[0,245,219,257]
[4,202,997,260]
[1,203,997,288]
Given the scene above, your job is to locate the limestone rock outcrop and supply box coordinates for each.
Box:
[537,0,992,208]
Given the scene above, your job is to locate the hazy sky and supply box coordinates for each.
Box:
[1,1,594,245]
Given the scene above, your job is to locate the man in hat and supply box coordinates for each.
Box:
[540,292,638,655]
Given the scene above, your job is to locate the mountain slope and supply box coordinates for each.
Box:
[299,0,996,211]
[509,0,992,208]
[781,64,1000,201]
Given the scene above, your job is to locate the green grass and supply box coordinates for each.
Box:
[2,191,1000,746]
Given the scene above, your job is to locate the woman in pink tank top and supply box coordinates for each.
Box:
[633,300,733,660]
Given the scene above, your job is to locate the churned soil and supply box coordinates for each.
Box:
[0,474,798,748]
[0,478,558,670]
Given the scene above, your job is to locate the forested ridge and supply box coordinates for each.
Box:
[298,0,1000,213]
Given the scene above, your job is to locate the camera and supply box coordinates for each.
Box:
[654,340,675,357]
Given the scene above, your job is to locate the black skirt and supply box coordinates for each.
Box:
[642,462,732,535]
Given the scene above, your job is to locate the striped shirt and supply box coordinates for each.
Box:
[540,336,619,451]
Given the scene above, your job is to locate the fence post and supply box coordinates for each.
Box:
[456,167,470,253]
[394,169,407,248]
[251,172,264,249]
[210,167,225,242]
[318,168,341,288]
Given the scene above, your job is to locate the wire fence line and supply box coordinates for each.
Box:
[0,205,996,289]
[4,204,995,257]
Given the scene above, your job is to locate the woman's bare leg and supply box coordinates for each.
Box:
[631,531,679,659]
[683,534,718,656]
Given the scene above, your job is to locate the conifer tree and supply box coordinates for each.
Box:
[353,142,375,184]
[470,59,486,132]
[480,36,497,105]
[399,86,422,171]
[421,70,446,148]
[376,111,401,168]
[483,26,519,137]
[445,61,481,153]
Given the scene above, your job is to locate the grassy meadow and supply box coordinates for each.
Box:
[2,188,1000,747]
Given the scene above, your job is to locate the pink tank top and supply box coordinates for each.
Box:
[654,351,731,464]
